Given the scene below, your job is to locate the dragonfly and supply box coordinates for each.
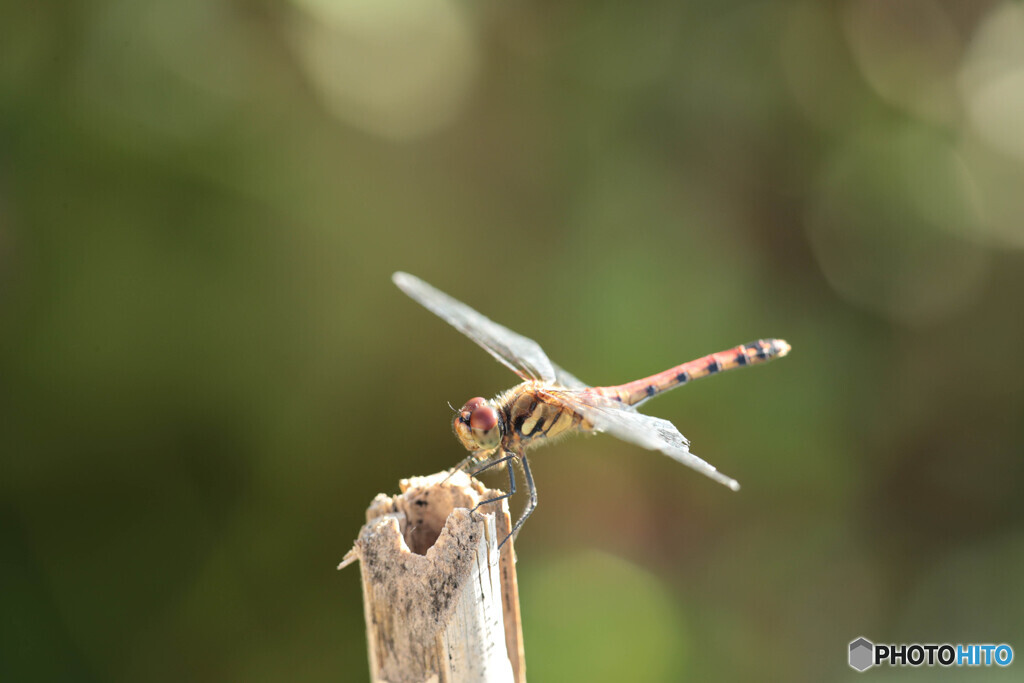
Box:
[393,272,790,546]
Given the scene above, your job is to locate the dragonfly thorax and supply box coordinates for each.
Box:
[453,396,503,453]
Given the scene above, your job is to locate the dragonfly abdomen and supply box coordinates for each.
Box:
[594,338,791,407]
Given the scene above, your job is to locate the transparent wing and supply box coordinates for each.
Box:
[542,389,740,490]
[551,362,589,389]
[393,272,556,382]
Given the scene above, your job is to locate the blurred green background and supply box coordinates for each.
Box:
[3,0,1024,681]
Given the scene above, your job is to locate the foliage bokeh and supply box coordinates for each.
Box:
[3,1,1024,681]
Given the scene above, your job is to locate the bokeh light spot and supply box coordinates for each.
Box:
[841,0,962,126]
[806,126,989,326]
[960,2,1024,164]
[288,0,479,141]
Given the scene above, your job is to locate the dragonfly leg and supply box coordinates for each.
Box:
[470,453,515,478]
[471,454,528,549]
[472,454,517,512]
[468,452,536,548]
[508,454,537,545]
[442,452,486,483]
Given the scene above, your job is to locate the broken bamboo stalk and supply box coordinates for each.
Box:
[339,470,526,683]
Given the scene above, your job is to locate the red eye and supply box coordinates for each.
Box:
[462,397,486,413]
[470,404,498,431]
[460,397,486,422]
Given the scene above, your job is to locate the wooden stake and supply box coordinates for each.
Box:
[340,471,526,683]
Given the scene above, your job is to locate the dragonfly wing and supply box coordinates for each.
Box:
[544,389,740,491]
[393,272,556,382]
[551,362,589,389]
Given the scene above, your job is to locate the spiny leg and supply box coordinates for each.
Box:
[470,453,515,478]
[472,453,524,548]
[442,452,483,484]
[467,452,537,549]
[472,453,517,513]
[507,454,537,545]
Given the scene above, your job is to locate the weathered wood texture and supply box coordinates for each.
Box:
[340,471,525,683]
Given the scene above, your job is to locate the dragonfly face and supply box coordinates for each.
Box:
[453,396,502,454]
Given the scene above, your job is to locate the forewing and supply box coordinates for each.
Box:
[393,272,556,382]
[544,389,740,490]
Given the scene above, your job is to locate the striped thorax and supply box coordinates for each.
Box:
[453,383,582,459]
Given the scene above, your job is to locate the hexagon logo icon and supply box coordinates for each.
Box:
[849,637,874,672]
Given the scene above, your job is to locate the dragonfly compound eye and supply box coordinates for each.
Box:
[460,397,486,423]
[463,397,486,412]
[469,404,499,432]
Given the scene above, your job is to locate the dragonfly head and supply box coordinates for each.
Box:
[454,397,502,453]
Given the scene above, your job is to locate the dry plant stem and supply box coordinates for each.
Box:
[340,471,525,683]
